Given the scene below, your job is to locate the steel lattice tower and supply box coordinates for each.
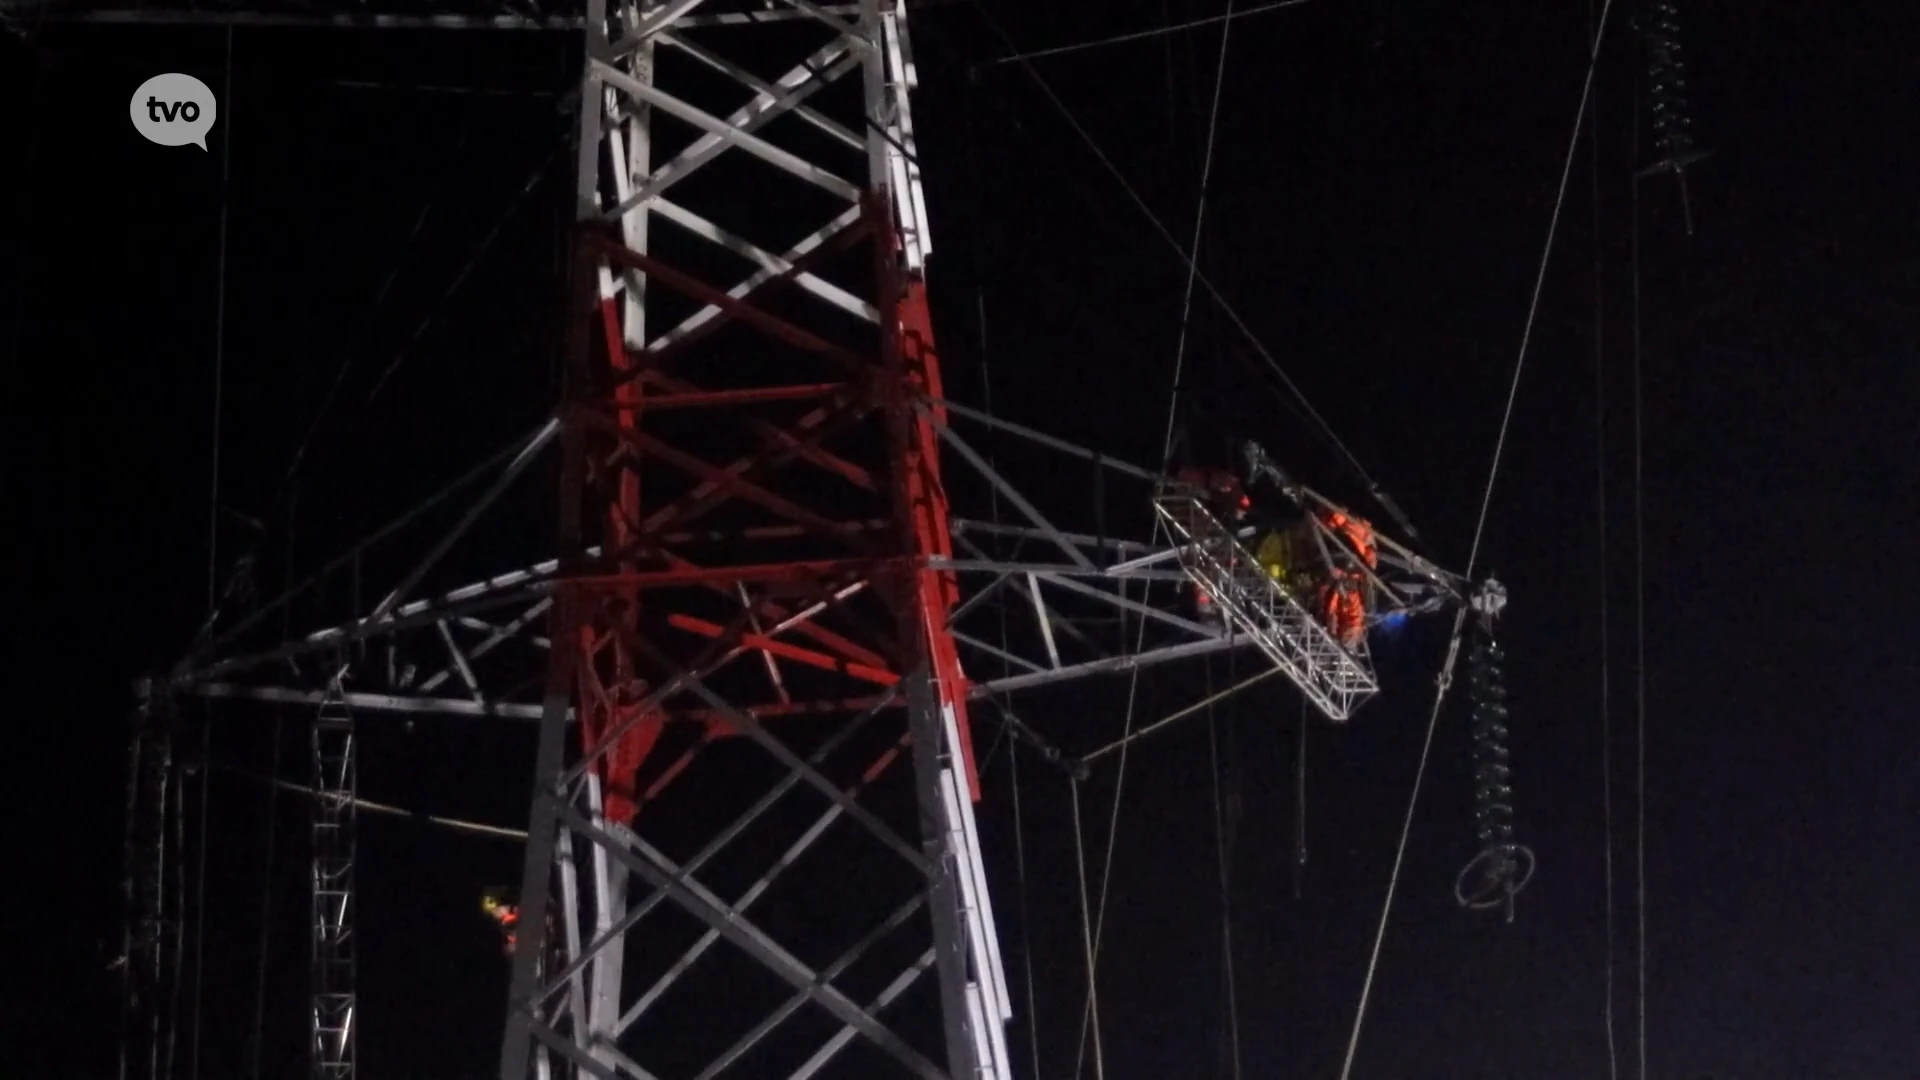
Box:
[26,1,1477,1076]
[493,1,1014,1075]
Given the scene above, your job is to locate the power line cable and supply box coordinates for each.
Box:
[5,20,48,376]
[915,30,1253,406]
[968,0,1421,543]
[1159,0,1235,469]
[1462,2,1615,577]
[1206,653,1245,1080]
[1590,0,1621,1073]
[186,710,212,1080]
[203,758,527,840]
[1158,0,1179,159]
[280,107,487,487]
[1007,726,1044,1080]
[207,23,234,614]
[363,141,566,405]
[189,30,234,1080]
[165,760,186,1080]
[963,91,1044,1078]
[1335,618,1463,1080]
[1630,33,1651,1078]
[246,513,295,1080]
[1337,4,1620,1075]
[1293,694,1307,899]
[1069,780,1107,1080]
[1080,667,1282,764]
[1072,7,1238,1070]
[987,0,1314,65]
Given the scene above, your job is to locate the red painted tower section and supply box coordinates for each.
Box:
[557,193,977,831]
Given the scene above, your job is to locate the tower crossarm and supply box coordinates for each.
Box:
[162,398,1259,729]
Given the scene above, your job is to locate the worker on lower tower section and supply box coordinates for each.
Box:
[481,886,521,956]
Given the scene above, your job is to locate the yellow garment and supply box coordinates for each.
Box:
[1255,531,1292,582]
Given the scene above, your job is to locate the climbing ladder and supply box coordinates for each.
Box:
[1153,491,1380,721]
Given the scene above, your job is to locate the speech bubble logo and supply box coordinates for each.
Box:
[130,73,218,151]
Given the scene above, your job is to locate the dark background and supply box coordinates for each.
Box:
[5,0,1917,1076]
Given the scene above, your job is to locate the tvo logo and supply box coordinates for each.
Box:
[130,73,218,150]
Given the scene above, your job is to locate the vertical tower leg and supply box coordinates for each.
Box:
[311,667,357,1080]
[119,690,175,1080]
[499,2,1012,1077]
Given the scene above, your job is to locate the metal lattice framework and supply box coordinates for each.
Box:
[118,691,178,1080]
[1152,491,1380,720]
[60,1,1474,1077]
[311,670,357,1079]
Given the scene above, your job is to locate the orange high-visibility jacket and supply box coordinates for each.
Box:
[1318,574,1367,647]
[1319,509,1378,569]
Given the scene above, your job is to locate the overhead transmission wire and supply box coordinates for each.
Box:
[1067,6,1237,1075]
[1080,667,1283,764]
[279,108,487,486]
[1294,695,1308,898]
[207,25,234,614]
[1006,704,1044,1080]
[1335,5,1620,1078]
[165,757,187,1080]
[987,0,1314,65]
[1590,0,1621,1073]
[363,140,565,403]
[1206,652,1245,1080]
[1630,47,1651,1080]
[971,0,1423,545]
[186,711,212,1080]
[188,29,235,1080]
[246,510,297,1080]
[922,42,1231,399]
[960,82,1044,1080]
[6,9,48,378]
[1182,18,1247,1075]
[1068,782,1106,1080]
[205,759,527,840]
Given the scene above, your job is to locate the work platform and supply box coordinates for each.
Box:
[1153,492,1380,721]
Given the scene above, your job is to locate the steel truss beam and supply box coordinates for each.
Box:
[165,441,1256,723]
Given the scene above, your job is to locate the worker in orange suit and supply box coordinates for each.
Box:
[1318,570,1368,647]
[1312,508,1376,648]
[1319,508,1378,570]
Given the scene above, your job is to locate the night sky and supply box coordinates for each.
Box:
[6,1,1918,1077]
